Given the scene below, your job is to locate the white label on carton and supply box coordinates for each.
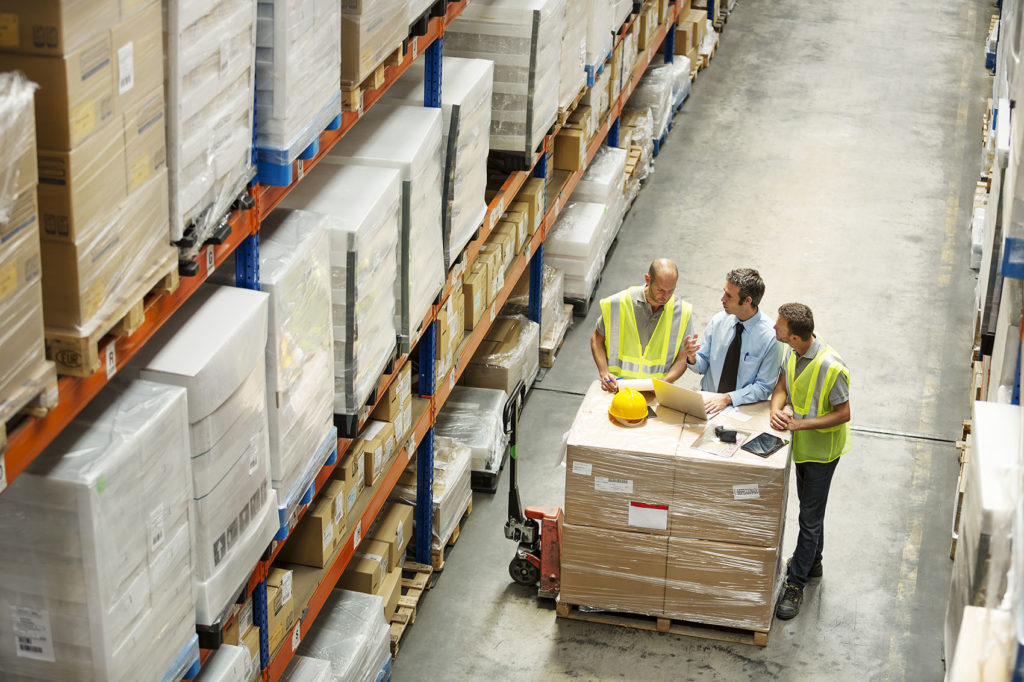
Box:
[322,522,334,550]
[357,456,365,481]
[405,436,416,459]
[396,521,404,551]
[290,622,301,652]
[353,520,362,548]
[10,607,55,662]
[347,487,358,517]
[334,496,345,525]
[572,462,592,476]
[412,38,418,60]
[733,484,761,500]
[595,476,633,494]
[374,447,383,476]
[490,302,497,322]
[148,504,166,551]
[206,245,215,274]
[239,599,253,632]
[105,343,117,379]
[280,571,293,606]
[628,502,668,530]
[117,41,134,94]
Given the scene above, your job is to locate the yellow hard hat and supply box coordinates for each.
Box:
[609,387,648,425]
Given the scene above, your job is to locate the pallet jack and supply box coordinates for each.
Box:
[502,380,564,599]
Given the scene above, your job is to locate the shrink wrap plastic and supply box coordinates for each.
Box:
[627,63,674,140]
[277,165,400,415]
[559,0,588,110]
[0,71,35,222]
[573,145,627,230]
[295,589,390,681]
[668,56,692,110]
[505,265,564,340]
[194,643,253,682]
[165,0,256,252]
[255,0,342,166]
[463,314,541,394]
[341,0,408,85]
[391,436,473,550]
[445,0,566,156]
[281,655,333,682]
[585,0,614,70]
[434,386,509,473]
[545,201,609,299]
[0,381,195,681]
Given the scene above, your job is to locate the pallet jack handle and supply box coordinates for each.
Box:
[503,380,527,524]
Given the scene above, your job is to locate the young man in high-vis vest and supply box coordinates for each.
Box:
[769,302,851,620]
[590,258,694,392]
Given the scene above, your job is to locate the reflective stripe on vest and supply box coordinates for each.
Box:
[785,342,851,464]
[600,287,690,379]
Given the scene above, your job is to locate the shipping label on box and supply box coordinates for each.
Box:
[267,567,294,652]
[111,2,162,112]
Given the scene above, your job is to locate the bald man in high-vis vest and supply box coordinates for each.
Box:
[590,258,694,392]
[769,302,851,620]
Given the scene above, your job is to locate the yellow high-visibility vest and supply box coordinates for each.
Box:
[600,286,690,379]
[785,342,851,464]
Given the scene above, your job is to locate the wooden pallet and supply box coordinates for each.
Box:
[342,44,405,112]
[0,360,59,453]
[555,601,770,647]
[950,434,971,559]
[540,304,574,368]
[45,251,179,377]
[431,498,473,572]
[389,561,433,658]
[623,146,644,180]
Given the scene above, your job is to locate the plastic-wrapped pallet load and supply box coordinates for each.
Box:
[323,104,445,351]
[462,314,541,395]
[383,57,494,267]
[278,165,400,416]
[281,655,333,682]
[194,643,256,682]
[559,0,588,110]
[0,380,196,681]
[505,265,565,341]
[627,63,674,141]
[408,0,435,22]
[585,0,614,76]
[612,0,632,28]
[131,285,278,626]
[434,386,509,474]
[342,0,408,86]
[947,606,1016,680]
[545,201,609,301]
[295,589,391,681]
[165,0,256,256]
[392,436,473,550]
[667,56,692,110]
[255,0,342,185]
[573,145,627,228]
[445,0,566,157]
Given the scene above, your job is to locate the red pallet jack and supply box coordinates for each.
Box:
[502,381,564,599]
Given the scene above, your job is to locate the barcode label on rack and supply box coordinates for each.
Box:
[291,622,301,651]
[206,245,215,274]
[104,344,117,379]
[10,607,55,662]
[353,520,362,548]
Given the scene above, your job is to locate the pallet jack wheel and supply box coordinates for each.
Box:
[509,556,540,586]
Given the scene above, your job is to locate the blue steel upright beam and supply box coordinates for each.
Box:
[528,243,544,326]
[253,579,269,670]
[707,0,715,21]
[415,428,435,564]
[235,233,260,290]
[533,150,547,180]
[424,38,442,108]
[663,22,675,63]
[418,321,437,397]
[607,118,620,148]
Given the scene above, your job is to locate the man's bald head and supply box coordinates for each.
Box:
[644,258,678,309]
[648,258,678,283]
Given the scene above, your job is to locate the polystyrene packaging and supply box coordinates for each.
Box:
[545,201,609,299]
[612,0,632,27]
[445,0,567,155]
[391,436,473,550]
[584,0,614,70]
[323,104,445,349]
[194,643,253,682]
[383,57,494,267]
[341,0,408,85]
[559,0,588,110]
[628,63,674,139]
[295,589,390,681]
[255,0,342,165]
[0,380,195,681]
[164,0,256,252]
[0,72,35,223]
[281,655,333,682]
[573,145,627,228]
[434,386,510,472]
[246,209,334,493]
[277,164,400,415]
[505,265,565,339]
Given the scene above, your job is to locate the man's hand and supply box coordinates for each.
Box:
[684,334,700,363]
[703,393,731,414]
[600,373,619,393]
[770,405,796,431]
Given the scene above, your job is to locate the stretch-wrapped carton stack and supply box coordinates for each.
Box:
[384,57,493,268]
[165,0,256,255]
[561,382,790,632]
[627,63,674,141]
[462,314,541,395]
[434,386,509,475]
[560,0,588,110]
[255,0,341,183]
[325,104,445,351]
[295,590,391,681]
[0,381,195,680]
[505,265,565,342]
[392,436,473,550]
[545,201,609,301]
[0,3,176,345]
[573,145,627,233]
[585,0,614,75]
[342,0,408,86]
[445,0,566,156]
[133,286,278,626]
[279,165,400,417]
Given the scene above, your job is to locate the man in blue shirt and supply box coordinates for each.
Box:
[683,268,782,413]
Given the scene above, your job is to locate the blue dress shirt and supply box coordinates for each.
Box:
[687,309,782,405]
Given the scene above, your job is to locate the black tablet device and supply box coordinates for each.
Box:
[740,432,788,457]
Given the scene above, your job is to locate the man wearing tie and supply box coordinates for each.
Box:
[683,268,781,413]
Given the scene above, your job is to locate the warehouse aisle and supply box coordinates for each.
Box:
[394,0,990,678]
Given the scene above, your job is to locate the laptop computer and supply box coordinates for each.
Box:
[652,379,719,421]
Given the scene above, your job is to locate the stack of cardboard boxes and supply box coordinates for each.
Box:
[221,593,262,681]
[669,2,708,70]
[462,315,541,396]
[371,361,414,452]
[392,436,473,552]
[341,0,408,88]
[560,382,790,633]
[0,0,175,351]
[341,502,414,622]
[436,282,466,381]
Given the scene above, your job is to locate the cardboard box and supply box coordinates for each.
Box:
[368,501,414,571]
[239,626,261,679]
[664,537,780,631]
[0,0,119,56]
[553,126,586,171]
[394,395,413,442]
[121,84,165,193]
[608,41,624,102]
[377,564,403,622]
[688,9,707,47]
[463,265,488,330]
[461,316,533,395]
[110,2,161,113]
[505,203,530,249]
[372,361,412,422]
[340,538,389,593]
[323,480,348,537]
[277,497,336,568]
[581,66,611,118]
[267,567,294,654]
[567,105,596,144]
[518,178,545,235]
[332,446,364,485]
[560,522,668,616]
[360,420,396,486]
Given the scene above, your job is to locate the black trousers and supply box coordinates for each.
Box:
[786,457,840,589]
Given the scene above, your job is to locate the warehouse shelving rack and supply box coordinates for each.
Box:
[0,0,698,679]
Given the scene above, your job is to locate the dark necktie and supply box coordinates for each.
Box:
[718,321,744,393]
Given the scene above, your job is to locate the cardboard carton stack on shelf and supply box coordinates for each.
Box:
[505,265,569,351]
[0,381,196,680]
[626,62,674,141]
[434,385,509,477]
[165,0,256,257]
[338,501,413,622]
[255,0,342,183]
[560,382,789,633]
[341,0,408,88]
[384,57,494,268]
[545,200,611,303]
[445,0,566,157]
[436,282,467,380]
[324,104,445,353]
[572,144,628,232]
[371,361,414,452]
[392,437,473,552]
[220,591,261,680]
[295,589,391,679]
[0,1,176,357]
[462,314,541,395]
[0,72,55,427]
[131,285,278,627]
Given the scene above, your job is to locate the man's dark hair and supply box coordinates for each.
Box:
[777,303,814,341]
[727,268,765,308]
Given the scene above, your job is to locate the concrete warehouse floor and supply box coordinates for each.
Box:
[393,0,989,678]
